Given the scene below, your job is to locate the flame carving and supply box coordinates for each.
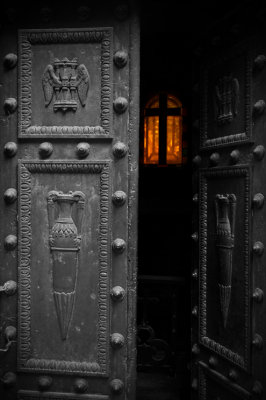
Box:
[47,191,85,340]
[215,194,236,328]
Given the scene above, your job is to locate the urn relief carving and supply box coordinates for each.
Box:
[47,190,85,340]
[215,193,236,328]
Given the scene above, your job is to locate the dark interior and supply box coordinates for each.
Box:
[136,1,247,398]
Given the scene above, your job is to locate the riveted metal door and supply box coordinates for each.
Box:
[191,14,266,400]
[0,2,139,399]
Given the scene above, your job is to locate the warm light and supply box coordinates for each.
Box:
[143,94,183,165]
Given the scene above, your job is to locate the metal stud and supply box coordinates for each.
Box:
[112,190,127,206]
[253,288,264,303]
[40,7,52,22]
[253,333,263,349]
[112,142,128,159]
[112,238,126,254]
[38,376,53,391]
[191,378,198,391]
[111,333,125,348]
[192,193,198,203]
[209,152,220,166]
[230,149,240,165]
[253,145,265,161]
[76,142,90,159]
[253,193,264,209]
[39,142,53,159]
[110,379,124,394]
[3,53,17,69]
[77,6,91,21]
[74,378,88,393]
[192,306,198,317]
[113,97,128,114]
[4,188,17,204]
[253,55,266,72]
[191,232,198,242]
[110,286,125,302]
[0,280,17,295]
[114,50,128,68]
[253,100,266,116]
[4,235,17,250]
[114,3,129,20]
[4,98,17,115]
[208,356,218,368]
[191,343,200,355]
[192,269,198,280]
[228,369,238,382]
[192,119,199,130]
[4,326,16,342]
[4,142,17,157]
[192,155,201,167]
[253,241,264,256]
[1,372,16,387]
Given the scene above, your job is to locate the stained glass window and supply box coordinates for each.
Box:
[143,93,185,165]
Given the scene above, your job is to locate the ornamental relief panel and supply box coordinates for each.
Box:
[18,161,111,376]
[199,167,250,371]
[18,29,113,138]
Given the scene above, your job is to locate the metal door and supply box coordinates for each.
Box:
[0,2,139,399]
[191,17,266,400]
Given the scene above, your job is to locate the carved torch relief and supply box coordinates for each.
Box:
[47,191,85,340]
[42,58,90,112]
[214,194,236,328]
[215,75,239,125]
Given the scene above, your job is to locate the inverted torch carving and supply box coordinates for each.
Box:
[42,58,90,112]
[47,190,85,340]
[215,194,236,328]
[215,76,239,124]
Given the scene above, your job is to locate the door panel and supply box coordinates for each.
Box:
[192,16,266,399]
[0,2,139,399]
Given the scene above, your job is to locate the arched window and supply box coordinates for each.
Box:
[142,93,187,165]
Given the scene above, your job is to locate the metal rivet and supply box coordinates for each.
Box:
[112,142,128,159]
[38,376,53,391]
[5,326,16,342]
[112,238,126,254]
[230,149,240,164]
[253,241,264,256]
[40,7,52,22]
[110,379,124,394]
[253,100,266,116]
[4,235,17,250]
[111,333,125,348]
[192,306,198,317]
[77,6,91,21]
[192,269,198,280]
[253,333,263,349]
[111,286,125,302]
[192,193,198,203]
[191,343,200,355]
[252,381,263,396]
[113,97,128,114]
[228,369,238,381]
[39,142,53,159]
[191,232,198,242]
[1,372,16,387]
[74,378,88,393]
[4,188,17,204]
[253,145,265,161]
[114,50,128,68]
[3,53,17,69]
[253,193,264,209]
[210,152,220,166]
[76,142,90,159]
[4,98,17,115]
[208,356,218,368]
[112,190,127,206]
[253,288,264,303]
[0,280,17,295]
[191,378,198,391]
[253,55,266,72]
[192,155,201,167]
[4,142,17,157]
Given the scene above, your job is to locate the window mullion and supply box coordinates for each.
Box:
[159,93,167,165]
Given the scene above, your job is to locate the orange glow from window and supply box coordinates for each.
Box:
[167,116,182,164]
[144,116,159,164]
